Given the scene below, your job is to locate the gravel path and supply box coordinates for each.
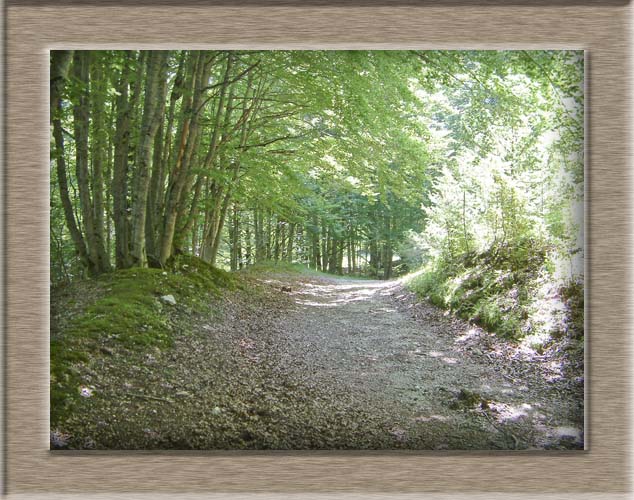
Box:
[255,274,584,450]
[53,272,584,450]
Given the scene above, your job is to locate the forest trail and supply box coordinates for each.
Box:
[247,273,584,450]
[49,50,585,451]
[53,271,583,450]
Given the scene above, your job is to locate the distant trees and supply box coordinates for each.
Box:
[50,50,583,284]
[415,50,584,284]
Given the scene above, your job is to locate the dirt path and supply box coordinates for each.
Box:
[54,272,583,450]
[253,273,584,450]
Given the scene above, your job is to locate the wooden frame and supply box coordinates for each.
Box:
[3,1,631,497]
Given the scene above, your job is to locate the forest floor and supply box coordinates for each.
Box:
[51,270,584,450]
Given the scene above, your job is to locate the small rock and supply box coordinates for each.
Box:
[50,430,71,449]
[389,427,407,441]
[79,385,94,398]
[211,406,222,416]
[161,294,177,305]
[553,426,582,442]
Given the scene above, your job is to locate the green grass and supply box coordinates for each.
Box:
[406,239,549,341]
[50,254,238,423]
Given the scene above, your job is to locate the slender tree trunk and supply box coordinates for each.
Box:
[145,118,164,262]
[208,190,232,265]
[462,190,470,252]
[311,216,320,270]
[346,234,352,274]
[337,239,345,275]
[321,221,328,271]
[383,214,393,279]
[253,207,262,262]
[273,219,281,262]
[286,223,295,263]
[245,213,253,266]
[203,70,256,264]
[72,51,110,275]
[172,53,232,263]
[89,55,112,272]
[230,202,240,271]
[351,229,358,272]
[112,51,134,269]
[129,50,169,268]
[265,210,273,260]
[328,232,337,273]
[158,52,200,264]
[51,50,92,272]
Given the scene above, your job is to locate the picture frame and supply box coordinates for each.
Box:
[3,0,631,497]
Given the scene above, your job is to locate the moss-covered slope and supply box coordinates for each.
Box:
[405,239,584,343]
[50,255,238,424]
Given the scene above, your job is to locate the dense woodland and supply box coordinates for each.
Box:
[50,50,584,450]
[50,50,583,285]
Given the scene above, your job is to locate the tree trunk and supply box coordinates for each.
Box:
[112,51,135,269]
[337,239,345,275]
[230,202,240,271]
[273,219,281,262]
[286,223,295,263]
[265,210,273,260]
[158,52,204,264]
[72,51,110,275]
[129,50,169,268]
[321,221,328,271]
[89,55,112,272]
[254,207,264,262]
[245,214,253,266]
[171,53,232,264]
[346,233,352,274]
[311,216,320,270]
[51,50,92,272]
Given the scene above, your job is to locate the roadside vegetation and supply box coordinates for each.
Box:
[50,50,584,449]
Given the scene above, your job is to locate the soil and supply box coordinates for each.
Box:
[51,273,584,450]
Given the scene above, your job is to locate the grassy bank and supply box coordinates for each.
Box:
[404,239,584,346]
[50,255,238,424]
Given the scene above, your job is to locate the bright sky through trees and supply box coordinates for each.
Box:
[50,50,585,450]
[50,50,583,285]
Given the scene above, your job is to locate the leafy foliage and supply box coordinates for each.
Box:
[50,49,583,343]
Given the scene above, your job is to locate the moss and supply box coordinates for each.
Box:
[407,239,550,341]
[559,280,584,338]
[50,255,238,425]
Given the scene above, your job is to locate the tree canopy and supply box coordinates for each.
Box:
[50,50,583,284]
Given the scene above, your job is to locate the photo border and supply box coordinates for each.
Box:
[3,1,632,498]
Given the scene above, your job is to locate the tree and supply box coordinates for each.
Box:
[50,50,583,286]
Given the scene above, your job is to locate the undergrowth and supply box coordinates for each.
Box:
[406,237,584,342]
[50,254,238,424]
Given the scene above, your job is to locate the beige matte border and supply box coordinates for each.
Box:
[4,2,632,497]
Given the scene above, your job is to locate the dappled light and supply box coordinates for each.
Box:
[454,328,481,344]
[50,49,583,451]
[295,280,385,307]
